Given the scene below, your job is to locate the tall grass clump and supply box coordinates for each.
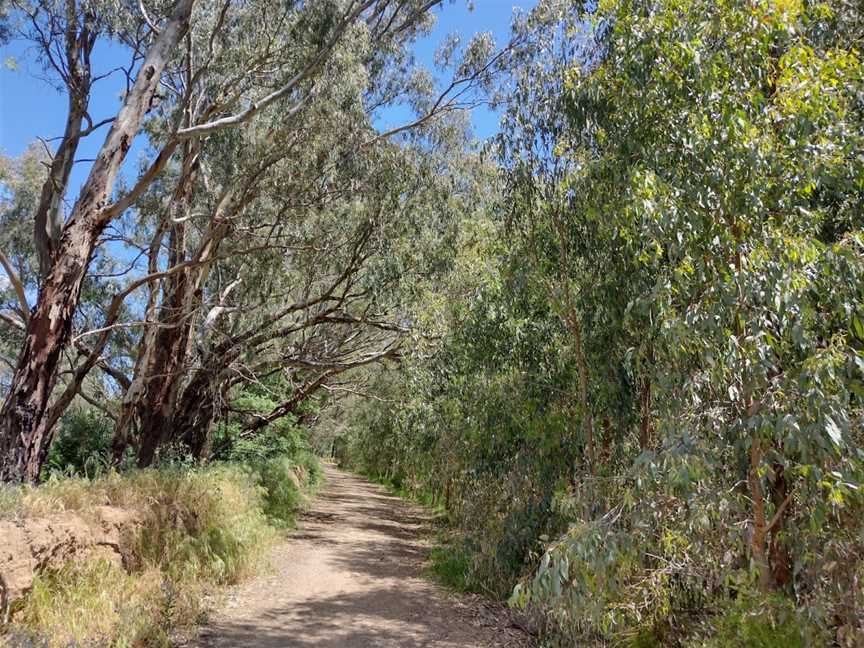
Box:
[131,465,275,584]
[0,485,20,520]
[12,560,175,648]
[1,454,320,647]
[245,451,322,527]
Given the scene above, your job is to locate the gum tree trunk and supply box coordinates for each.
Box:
[133,145,199,467]
[0,0,195,483]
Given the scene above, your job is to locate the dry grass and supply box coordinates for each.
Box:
[0,457,320,647]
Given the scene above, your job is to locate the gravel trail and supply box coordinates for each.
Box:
[195,463,532,648]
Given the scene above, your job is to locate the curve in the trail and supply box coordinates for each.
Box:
[195,464,530,648]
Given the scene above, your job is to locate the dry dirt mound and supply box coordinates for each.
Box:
[196,464,535,648]
[0,506,141,615]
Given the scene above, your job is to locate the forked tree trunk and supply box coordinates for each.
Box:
[172,372,226,460]
[34,94,87,278]
[0,0,195,483]
[133,158,241,467]
[110,224,168,464]
[134,300,197,466]
[134,146,199,467]
[34,14,97,279]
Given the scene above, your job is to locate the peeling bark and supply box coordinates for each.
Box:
[134,143,200,467]
[0,0,196,484]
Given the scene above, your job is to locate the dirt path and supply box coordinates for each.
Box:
[195,464,532,648]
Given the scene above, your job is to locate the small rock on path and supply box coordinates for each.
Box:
[195,464,533,648]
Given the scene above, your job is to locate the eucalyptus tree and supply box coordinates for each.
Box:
[153,111,477,463]
[1,0,505,482]
[337,0,864,640]
[1,144,136,416]
[513,0,864,631]
[0,0,194,482]
[123,134,411,464]
[102,1,513,466]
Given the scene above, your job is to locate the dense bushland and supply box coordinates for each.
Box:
[339,0,864,645]
[0,451,321,647]
[1,0,863,645]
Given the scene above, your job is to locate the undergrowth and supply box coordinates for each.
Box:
[0,453,321,647]
[427,539,475,593]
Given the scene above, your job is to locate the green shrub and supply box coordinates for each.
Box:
[44,409,113,478]
[295,450,324,488]
[243,451,323,526]
[246,456,305,526]
[700,594,829,648]
[211,390,309,464]
[213,422,304,462]
[428,541,474,592]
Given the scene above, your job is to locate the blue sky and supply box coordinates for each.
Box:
[0,1,534,201]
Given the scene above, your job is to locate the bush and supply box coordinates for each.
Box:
[245,452,322,527]
[297,450,324,487]
[699,594,829,648]
[43,409,113,478]
[211,390,309,464]
[428,540,474,592]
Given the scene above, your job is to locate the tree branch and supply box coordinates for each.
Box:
[0,248,30,322]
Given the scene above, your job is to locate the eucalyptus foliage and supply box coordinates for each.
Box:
[340,0,864,644]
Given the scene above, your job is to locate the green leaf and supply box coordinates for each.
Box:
[825,417,842,446]
[852,314,864,341]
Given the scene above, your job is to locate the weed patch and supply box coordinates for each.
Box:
[428,540,474,592]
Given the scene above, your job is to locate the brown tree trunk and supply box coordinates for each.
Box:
[134,158,198,467]
[768,463,792,588]
[132,150,246,467]
[639,376,652,450]
[172,372,225,460]
[601,416,613,461]
[0,0,195,483]
[748,435,774,590]
[0,238,94,482]
[110,223,168,464]
[133,284,199,467]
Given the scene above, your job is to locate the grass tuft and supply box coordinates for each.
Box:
[14,560,175,648]
[428,541,474,592]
